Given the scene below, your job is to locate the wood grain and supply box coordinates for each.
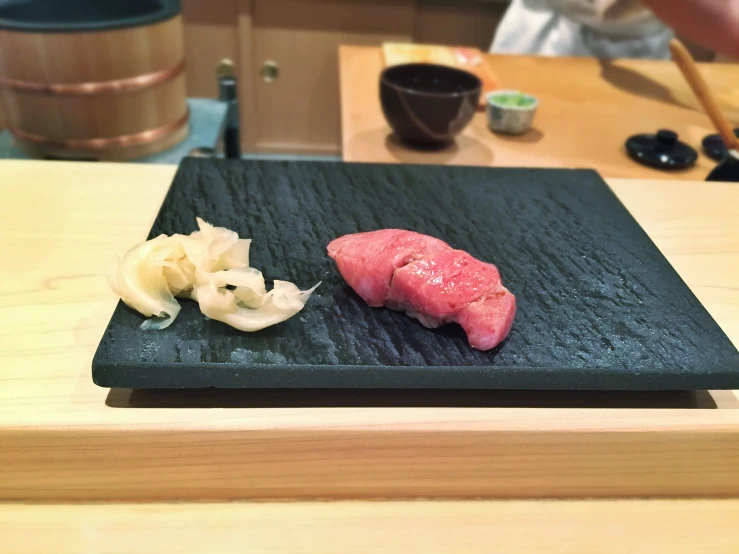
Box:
[243,0,414,155]
[181,0,240,98]
[2,500,739,553]
[0,16,188,160]
[340,46,739,179]
[0,161,738,501]
[237,0,258,151]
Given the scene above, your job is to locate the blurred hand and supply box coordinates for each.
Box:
[643,0,739,57]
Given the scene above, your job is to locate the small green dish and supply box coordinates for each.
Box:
[486,90,539,135]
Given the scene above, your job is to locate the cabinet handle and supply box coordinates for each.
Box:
[260,61,279,83]
[216,58,235,79]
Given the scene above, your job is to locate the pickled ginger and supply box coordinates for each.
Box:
[108,218,319,332]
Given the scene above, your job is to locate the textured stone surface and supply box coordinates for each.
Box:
[93,158,739,390]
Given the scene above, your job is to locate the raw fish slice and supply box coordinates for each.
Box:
[328,230,515,351]
[327,229,451,306]
[456,289,517,351]
[387,250,501,320]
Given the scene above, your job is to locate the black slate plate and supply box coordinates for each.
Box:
[92,159,739,390]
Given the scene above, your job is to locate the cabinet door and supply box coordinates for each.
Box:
[182,0,240,98]
[242,0,413,154]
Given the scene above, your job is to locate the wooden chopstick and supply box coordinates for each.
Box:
[669,38,738,151]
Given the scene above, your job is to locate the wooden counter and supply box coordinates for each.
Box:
[1,160,738,502]
[3,500,739,553]
[340,46,739,179]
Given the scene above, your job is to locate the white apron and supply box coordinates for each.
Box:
[491,0,674,59]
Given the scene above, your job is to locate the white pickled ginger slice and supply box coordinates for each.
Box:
[197,281,320,332]
[190,217,251,272]
[162,258,196,297]
[194,266,265,291]
[160,239,196,296]
[107,235,181,330]
[108,217,316,333]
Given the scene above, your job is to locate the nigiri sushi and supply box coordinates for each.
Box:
[328,229,515,350]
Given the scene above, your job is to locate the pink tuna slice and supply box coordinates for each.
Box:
[327,229,451,307]
[327,229,516,351]
[456,290,517,351]
[387,249,502,321]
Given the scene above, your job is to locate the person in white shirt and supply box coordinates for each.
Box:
[492,0,739,59]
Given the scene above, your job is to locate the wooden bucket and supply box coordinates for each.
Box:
[0,0,188,160]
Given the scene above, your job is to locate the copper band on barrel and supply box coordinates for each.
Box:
[0,60,185,96]
[8,109,189,150]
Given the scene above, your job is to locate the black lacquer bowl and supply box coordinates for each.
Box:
[380,63,481,146]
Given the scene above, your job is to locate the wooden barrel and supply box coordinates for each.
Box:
[0,0,188,160]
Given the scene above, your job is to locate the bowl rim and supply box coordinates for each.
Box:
[486,90,539,111]
[0,0,180,33]
[381,63,482,99]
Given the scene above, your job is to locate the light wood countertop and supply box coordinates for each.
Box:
[1,160,738,504]
[3,500,739,553]
[340,46,739,179]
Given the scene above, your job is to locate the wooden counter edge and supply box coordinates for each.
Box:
[3,412,739,501]
[4,500,739,554]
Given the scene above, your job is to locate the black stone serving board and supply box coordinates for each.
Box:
[92,158,739,390]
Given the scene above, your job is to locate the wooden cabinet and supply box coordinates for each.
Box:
[181,0,240,99]
[182,0,505,155]
[245,0,415,154]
